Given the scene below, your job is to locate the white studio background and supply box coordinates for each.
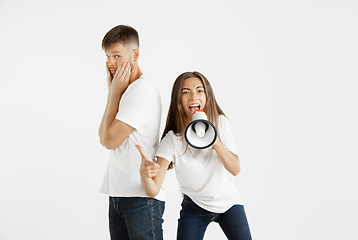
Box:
[0,0,357,239]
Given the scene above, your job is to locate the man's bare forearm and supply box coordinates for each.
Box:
[99,94,110,146]
[99,92,121,147]
[99,62,133,149]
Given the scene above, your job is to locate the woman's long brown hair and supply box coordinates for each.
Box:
[162,71,225,169]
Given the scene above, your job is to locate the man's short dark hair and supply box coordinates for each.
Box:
[102,25,139,50]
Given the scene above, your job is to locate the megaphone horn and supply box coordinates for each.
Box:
[191,121,209,137]
[184,110,217,149]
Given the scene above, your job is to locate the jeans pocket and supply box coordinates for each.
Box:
[110,197,119,211]
[159,201,165,216]
[183,195,193,203]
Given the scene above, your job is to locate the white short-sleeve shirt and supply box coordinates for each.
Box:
[155,115,242,212]
[100,75,165,201]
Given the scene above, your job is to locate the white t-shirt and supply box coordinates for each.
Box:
[155,115,242,213]
[100,75,165,201]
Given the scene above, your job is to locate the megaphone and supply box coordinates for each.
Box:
[184,110,217,149]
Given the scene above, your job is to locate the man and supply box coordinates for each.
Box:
[98,25,165,240]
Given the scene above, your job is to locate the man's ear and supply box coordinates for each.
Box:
[132,49,139,62]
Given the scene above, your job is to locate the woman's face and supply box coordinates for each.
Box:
[181,77,207,124]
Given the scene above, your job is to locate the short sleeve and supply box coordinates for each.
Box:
[217,116,238,156]
[116,80,160,130]
[155,131,175,164]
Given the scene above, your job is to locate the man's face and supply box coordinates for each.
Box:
[105,43,133,76]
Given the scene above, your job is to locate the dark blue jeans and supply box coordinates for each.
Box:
[109,197,165,240]
[177,195,252,240]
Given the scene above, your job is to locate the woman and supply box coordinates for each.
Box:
[137,71,252,240]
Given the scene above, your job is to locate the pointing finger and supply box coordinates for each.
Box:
[136,145,148,161]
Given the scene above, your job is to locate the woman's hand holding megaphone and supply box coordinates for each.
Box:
[136,145,160,178]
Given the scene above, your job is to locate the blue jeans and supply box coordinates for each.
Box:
[177,195,252,240]
[109,197,165,240]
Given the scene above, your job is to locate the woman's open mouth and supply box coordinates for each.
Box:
[189,104,200,115]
